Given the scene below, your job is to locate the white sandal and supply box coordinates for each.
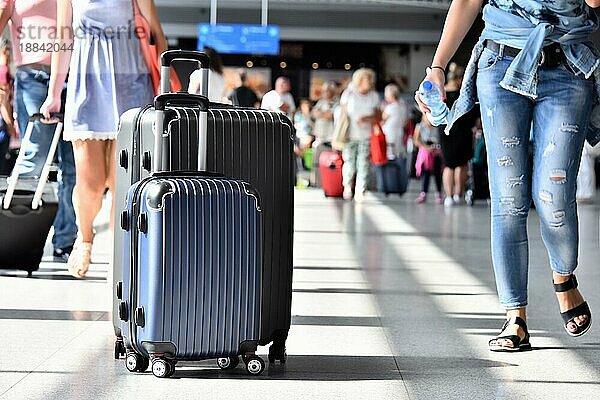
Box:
[67,234,94,278]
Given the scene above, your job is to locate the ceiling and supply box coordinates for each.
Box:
[156,0,450,44]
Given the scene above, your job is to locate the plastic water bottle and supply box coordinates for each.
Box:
[418,81,449,126]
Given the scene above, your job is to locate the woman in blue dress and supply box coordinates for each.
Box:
[41,0,165,278]
[416,0,600,351]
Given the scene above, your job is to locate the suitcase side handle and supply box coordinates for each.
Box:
[154,93,209,111]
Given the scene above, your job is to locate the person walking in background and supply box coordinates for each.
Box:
[0,37,16,174]
[41,0,160,278]
[0,0,77,262]
[311,81,338,186]
[189,46,226,102]
[416,0,598,351]
[294,99,315,152]
[376,83,410,196]
[413,115,443,204]
[381,83,409,161]
[312,81,338,144]
[261,76,296,118]
[340,68,380,202]
[440,63,477,207]
[227,70,258,107]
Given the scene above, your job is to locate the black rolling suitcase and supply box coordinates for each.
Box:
[0,113,63,276]
[112,51,294,364]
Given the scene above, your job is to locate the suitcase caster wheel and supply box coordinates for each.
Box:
[245,356,265,375]
[151,358,172,378]
[125,353,148,373]
[217,356,239,370]
[114,339,126,360]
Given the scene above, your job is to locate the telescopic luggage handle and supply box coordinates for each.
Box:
[159,50,210,97]
[154,93,209,174]
[160,50,210,68]
[154,93,209,111]
[2,113,64,210]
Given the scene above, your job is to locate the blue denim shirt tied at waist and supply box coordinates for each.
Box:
[445,4,600,145]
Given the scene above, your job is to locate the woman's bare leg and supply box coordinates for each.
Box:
[68,140,109,277]
[72,140,108,241]
[454,165,468,196]
[443,167,454,198]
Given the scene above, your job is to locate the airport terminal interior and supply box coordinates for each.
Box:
[2,1,600,399]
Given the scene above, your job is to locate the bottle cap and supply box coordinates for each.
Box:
[422,81,433,91]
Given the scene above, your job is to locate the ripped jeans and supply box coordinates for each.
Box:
[477,46,594,309]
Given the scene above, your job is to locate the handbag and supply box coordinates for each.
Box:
[132,0,181,94]
[331,107,350,152]
[370,121,388,166]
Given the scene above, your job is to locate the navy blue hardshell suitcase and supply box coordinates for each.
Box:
[119,172,264,377]
[375,156,409,196]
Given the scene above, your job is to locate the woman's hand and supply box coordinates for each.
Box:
[40,95,62,120]
[414,68,446,114]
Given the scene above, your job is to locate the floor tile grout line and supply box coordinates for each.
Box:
[0,321,98,399]
[315,201,413,400]
[376,313,413,400]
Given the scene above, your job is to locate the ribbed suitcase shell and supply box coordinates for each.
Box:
[121,176,262,359]
[114,105,294,349]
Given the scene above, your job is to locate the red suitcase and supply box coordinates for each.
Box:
[319,151,344,197]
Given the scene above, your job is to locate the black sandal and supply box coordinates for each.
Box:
[488,316,531,352]
[554,275,592,337]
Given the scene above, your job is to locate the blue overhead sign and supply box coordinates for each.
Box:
[197,24,280,55]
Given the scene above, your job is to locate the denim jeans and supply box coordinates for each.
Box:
[14,66,77,250]
[477,46,594,309]
[342,138,370,193]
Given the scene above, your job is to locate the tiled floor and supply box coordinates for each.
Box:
[1,186,600,399]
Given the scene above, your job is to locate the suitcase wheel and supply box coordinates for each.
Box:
[244,355,265,376]
[151,357,175,378]
[125,352,149,373]
[217,356,240,370]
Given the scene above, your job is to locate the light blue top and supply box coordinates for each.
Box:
[490,0,589,25]
[64,0,153,141]
[446,3,600,145]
